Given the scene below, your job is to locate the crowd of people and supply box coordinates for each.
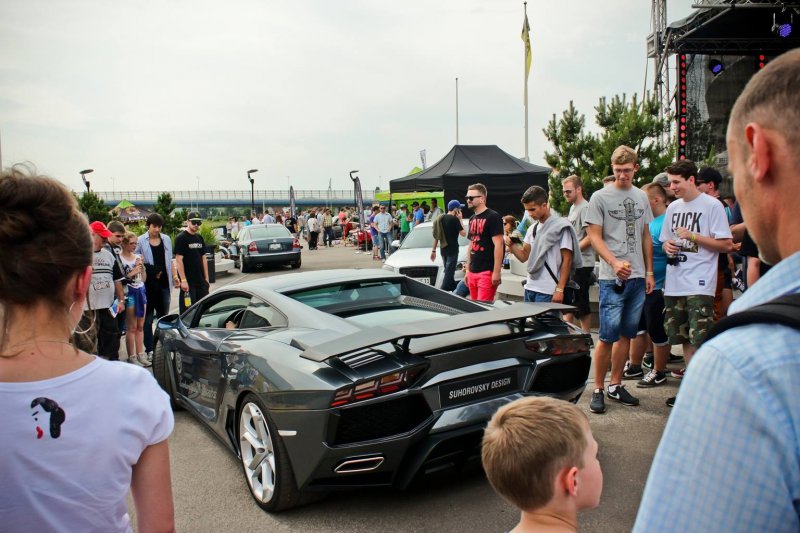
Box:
[1,49,798,533]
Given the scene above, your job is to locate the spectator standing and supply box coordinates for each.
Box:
[506,186,581,304]
[119,232,150,367]
[0,167,176,532]
[368,206,380,259]
[431,200,466,291]
[373,204,394,261]
[660,160,732,405]
[635,47,800,533]
[397,204,411,241]
[175,211,209,313]
[464,183,504,302]
[263,211,275,225]
[482,397,603,533]
[652,173,675,203]
[585,145,654,414]
[321,208,334,247]
[426,198,442,221]
[696,166,734,318]
[411,201,425,228]
[285,212,298,237]
[135,213,175,359]
[306,211,320,250]
[562,175,595,332]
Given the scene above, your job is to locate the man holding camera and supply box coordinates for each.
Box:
[661,160,732,407]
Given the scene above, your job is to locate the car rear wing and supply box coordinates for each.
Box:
[297,302,572,362]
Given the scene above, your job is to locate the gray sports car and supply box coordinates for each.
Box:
[153,269,592,512]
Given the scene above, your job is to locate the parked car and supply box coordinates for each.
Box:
[152,269,592,512]
[332,215,359,241]
[237,224,301,272]
[382,220,469,288]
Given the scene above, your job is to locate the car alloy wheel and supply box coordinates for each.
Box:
[239,399,277,504]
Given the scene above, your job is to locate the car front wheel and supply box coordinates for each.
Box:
[152,340,182,411]
[238,394,301,512]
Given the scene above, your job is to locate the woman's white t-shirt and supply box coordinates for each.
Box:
[0,357,174,532]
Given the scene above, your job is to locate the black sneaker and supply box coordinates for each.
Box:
[589,389,606,414]
[642,353,654,369]
[668,353,684,364]
[623,365,644,379]
[607,384,640,406]
[637,370,667,388]
[666,396,676,408]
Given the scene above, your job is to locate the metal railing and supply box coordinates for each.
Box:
[95,189,376,203]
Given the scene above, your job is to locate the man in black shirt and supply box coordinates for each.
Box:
[464,183,505,301]
[431,200,466,291]
[174,211,209,312]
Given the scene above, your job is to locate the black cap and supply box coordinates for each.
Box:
[187,211,201,220]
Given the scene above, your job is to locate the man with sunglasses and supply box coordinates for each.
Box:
[174,211,210,312]
[464,183,504,302]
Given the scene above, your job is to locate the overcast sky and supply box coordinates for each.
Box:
[0,0,694,193]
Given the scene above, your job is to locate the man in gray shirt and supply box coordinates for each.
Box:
[563,175,595,333]
[585,146,655,414]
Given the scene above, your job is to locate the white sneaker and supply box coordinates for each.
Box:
[127,356,144,366]
[137,353,152,367]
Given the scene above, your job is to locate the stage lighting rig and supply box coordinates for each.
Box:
[772,11,793,38]
[708,58,724,76]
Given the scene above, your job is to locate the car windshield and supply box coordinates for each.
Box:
[400,225,469,249]
[286,280,402,308]
[246,226,291,239]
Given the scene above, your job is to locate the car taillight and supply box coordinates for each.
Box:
[525,336,592,356]
[292,238,301,249]
[248,242,258,252]
[330,366,424,408]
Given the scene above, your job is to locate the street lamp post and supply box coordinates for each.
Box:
[79,169,94,193]
[247,169,258,217]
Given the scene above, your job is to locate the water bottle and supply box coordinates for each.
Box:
[613,261,631,294]
[183,291,191,308]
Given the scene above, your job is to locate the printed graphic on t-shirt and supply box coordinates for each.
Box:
[670,211,701,254]
[187,242,203,249]
[608,197,647,254]
[30,397,66,439]
[469,217,487,252]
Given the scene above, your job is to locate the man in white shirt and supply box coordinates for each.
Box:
[661,159,732,407]
[563,175,595,332]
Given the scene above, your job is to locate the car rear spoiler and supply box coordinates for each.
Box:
[297,302,572,362]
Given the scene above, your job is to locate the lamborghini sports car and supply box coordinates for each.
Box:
[152,269,592,512]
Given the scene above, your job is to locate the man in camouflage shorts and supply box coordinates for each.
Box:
[660,160,732,407]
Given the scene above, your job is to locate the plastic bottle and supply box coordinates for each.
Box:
[183,291,191,308]
[613,261,631,294]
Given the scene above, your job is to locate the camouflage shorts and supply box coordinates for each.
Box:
[663,295,715,347]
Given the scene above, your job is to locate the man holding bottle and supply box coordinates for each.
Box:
[174,211,209,312]
[585,146,655,414]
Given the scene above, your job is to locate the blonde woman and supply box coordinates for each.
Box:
[120,232,150,366]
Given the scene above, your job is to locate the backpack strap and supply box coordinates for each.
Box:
[703,293,800,344]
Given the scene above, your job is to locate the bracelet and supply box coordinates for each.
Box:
[431,249,436,253]
[555,288,564,293]
[646,272,654,276]
[691,233,697,242]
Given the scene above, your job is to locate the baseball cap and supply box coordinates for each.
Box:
[652,173,669,187]
[187,211,201,220]
[399,203,406,208]
[89,221,112,238]
[447,199,465,211]
[411,201,419,207]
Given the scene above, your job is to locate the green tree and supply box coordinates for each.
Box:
[152,192,183,240]
[75,191,110,223]
[544,93,674,213]
[684,102,715,166]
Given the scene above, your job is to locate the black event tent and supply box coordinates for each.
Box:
[389,145,550,219]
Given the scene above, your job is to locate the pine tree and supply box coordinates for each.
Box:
[75,191,111,223]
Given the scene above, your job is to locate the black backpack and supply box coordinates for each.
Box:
[704,293,800,344]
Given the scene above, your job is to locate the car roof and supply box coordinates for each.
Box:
[232,268,404,294]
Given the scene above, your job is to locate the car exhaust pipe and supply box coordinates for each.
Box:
[334,455,385,474]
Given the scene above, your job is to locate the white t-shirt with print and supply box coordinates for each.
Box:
[660,192,732,297]
[0,358,174,532]
[523,222,574,295]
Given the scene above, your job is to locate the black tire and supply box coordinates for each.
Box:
[290,258,301,269]
[241,258,251,273]
[152,339,183,411]
[238,393,303,512]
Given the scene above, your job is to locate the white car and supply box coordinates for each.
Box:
[382,220,470,288]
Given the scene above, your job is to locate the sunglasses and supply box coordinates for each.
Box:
[465,195,483,201]
[189,219,202,226]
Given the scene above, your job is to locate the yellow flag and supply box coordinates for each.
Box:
[521,12,532,81]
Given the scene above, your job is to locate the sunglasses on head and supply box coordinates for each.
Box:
[189,219,202,226]
[465,195,483,201]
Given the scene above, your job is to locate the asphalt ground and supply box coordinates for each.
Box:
[129,241,681,532]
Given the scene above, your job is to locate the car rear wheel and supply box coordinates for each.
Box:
[238,393,301,512]
[152,340,182,411]
[241,258,251,273]
[290,258,301,269]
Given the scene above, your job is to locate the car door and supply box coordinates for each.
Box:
[172,292,251,423]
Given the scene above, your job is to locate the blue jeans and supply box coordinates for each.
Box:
[524,290,553,303]
[441,252,458,292]
[144,286,172,353]
[598,277,646,343]
[377,232,391,260]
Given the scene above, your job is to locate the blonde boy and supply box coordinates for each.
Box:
[482,397,602,533]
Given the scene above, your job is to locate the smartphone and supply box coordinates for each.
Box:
[510,235,523,245]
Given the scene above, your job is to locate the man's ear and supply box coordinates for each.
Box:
[744,122,772,184]
[557,466,580,497]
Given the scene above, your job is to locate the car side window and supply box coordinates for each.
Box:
[196,295,251,329]
[239,298,288,329]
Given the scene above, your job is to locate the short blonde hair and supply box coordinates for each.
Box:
[562,175,582,189]
[482,397,589,512]
[123,231,138,245]
[611,145,638,166]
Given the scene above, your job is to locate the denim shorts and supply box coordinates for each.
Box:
[598,278,646,343]
[524,290,553,303]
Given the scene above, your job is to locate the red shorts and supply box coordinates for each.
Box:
[466,270,498,302]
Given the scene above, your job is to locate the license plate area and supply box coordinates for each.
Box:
[439,369,519,409]
[413,277,430,284]
[269,243,282,250]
